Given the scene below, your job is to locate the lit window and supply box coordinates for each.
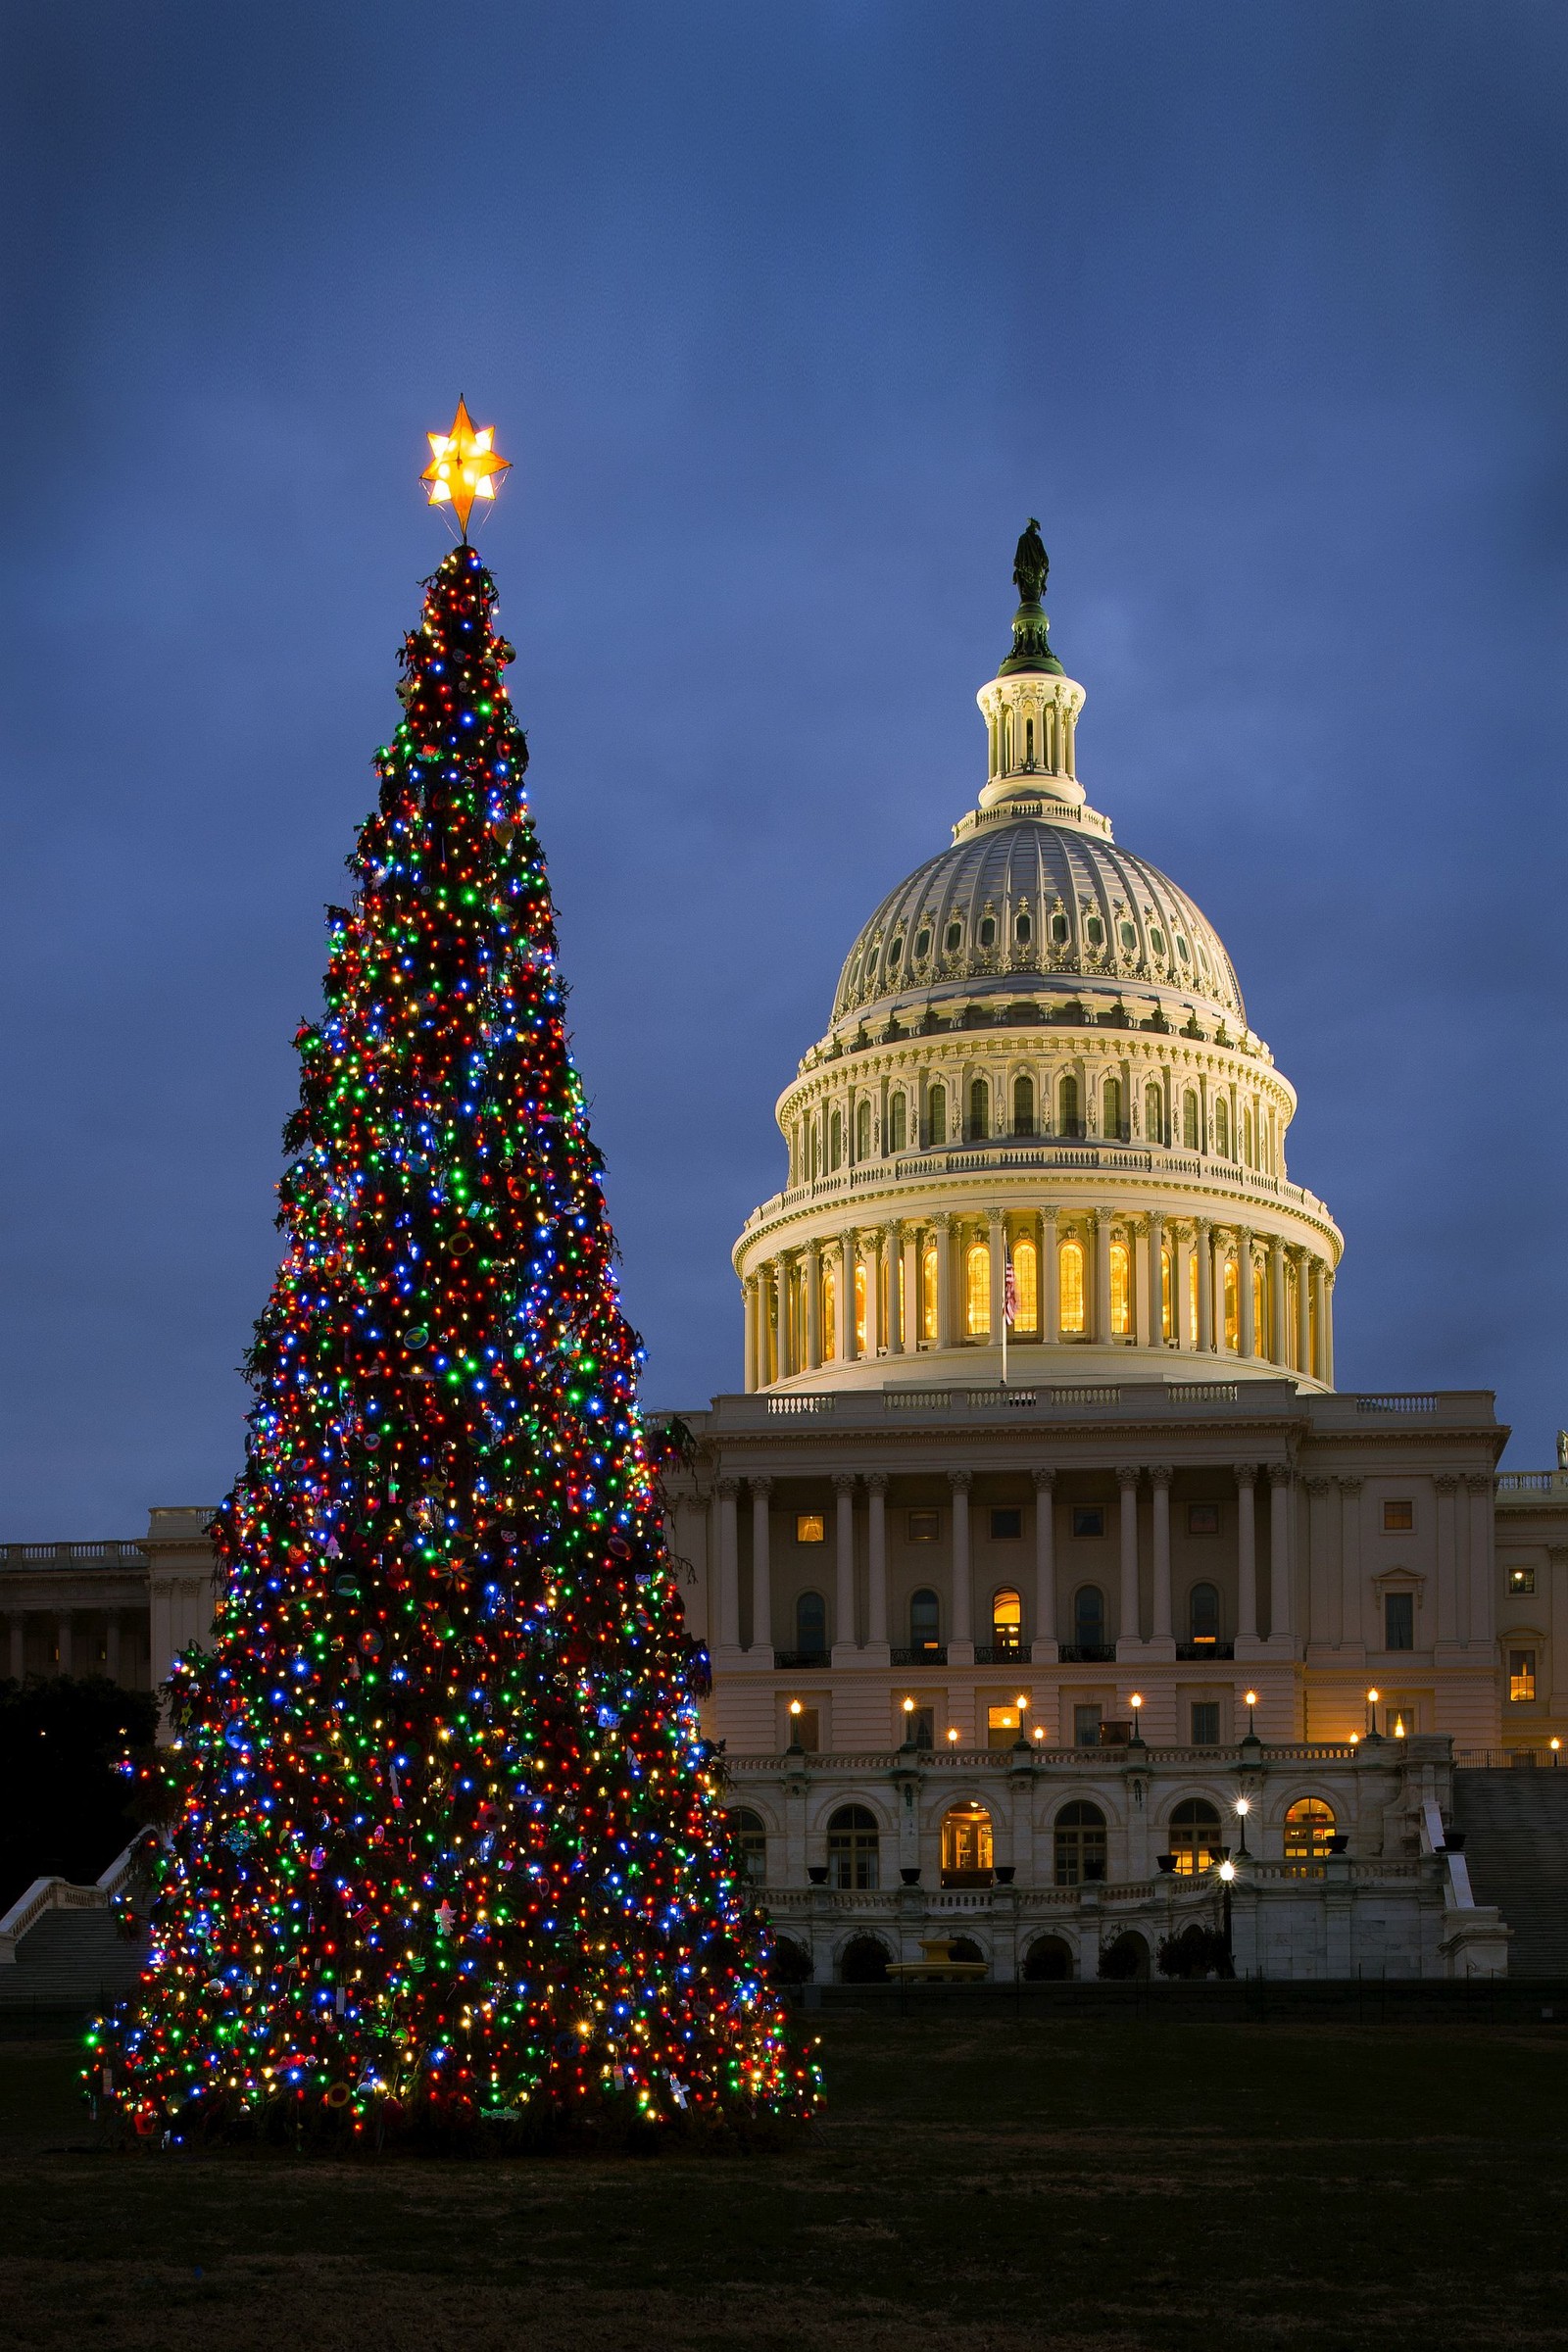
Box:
[1383,1500,1414,1532]
[821,1263,837,1357]
[1251,1260,1265,1349]
[795,1515,825,1544]
[1223,1257,1239,1351]
[1191,1701,1220,1744]
[1189,1583,1220,1644]
[826,1804,880,1890]
[1054,1800,1106,1885]
[1103,1076,1123,1139]
[727,1807,767,1883]
[1183,1090,1200,1150]
[921,1243,939,1341]
[1013,1073,1035,1135]
[1384,1592,1414,1651]
[1168,1798,1221,1875]
[1160,1245,1173,1342]
[1509,1566,1536,1593]
[909,1589,941,1652]
[991,1587,1023,1649]
[965,1240,990,1338]
[988,1703,1021,1746]
[1059,1237,1086,1334]
[1059,1072,1081,1137]
[1188,1248,1200,1339]
[1188,1503,1220,1537]
[928,1085,947,1147]
[907,1510,940,1544]
[1110,1239,1132,1336]
[1284,1798,1335,1872]
[855,1258,867,1352]
[1012,1234,1039,1332]
[941,1802,994,1884]
[990,1511,1023,1542]
[795,1590,826,1656]
[1509,1650,1537,1703]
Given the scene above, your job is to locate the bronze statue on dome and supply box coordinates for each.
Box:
[1012,517,1049,606]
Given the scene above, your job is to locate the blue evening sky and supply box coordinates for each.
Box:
[2,2,1565,1534]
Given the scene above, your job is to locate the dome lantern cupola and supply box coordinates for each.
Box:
[972,519,1096,837]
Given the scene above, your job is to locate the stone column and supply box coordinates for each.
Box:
[834,1473,858,1652]
[1267,1467,1293,1644]
[1236,1464,1258,1643]
[750,1479,772,1657]
[105,1614,122,1684]
[1196,1219,1214,1353]
[743,1277,759,1394]
[1237,1229,1256,1358]
[1466,1474,1494,1654]
[1116,1465,1141,1651]
[933,1213,954,1351]
[1269,1236,1287,1364]
[949,1469,973,1651]
[988,1208,1006,1350]
[1339,1477,1363,1653]
[1305,1476,1336,1646]
[866,1473,889,1646]
[1322,1272,1336,1386]
[715,1480,740,1650]
[902,1227,920,1352]
[8,1619,24,1681]
[1094,1208,1114,1345]
[1151,1464,1174,1646]
[772,1257,790,1384]
[1042,1205,1060,1343]
[1032,1467,1057,1658]
[1435,1474,1459,1646]
[1146,1210,1165,1348]
[806,1241,822,1371]
[1295,1251,1312,1377]
[839,1231,858,1363]
[56,1616,73,1675]
[885,1220,905,1352]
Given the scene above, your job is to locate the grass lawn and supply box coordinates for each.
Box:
[1,2003,1566,2351]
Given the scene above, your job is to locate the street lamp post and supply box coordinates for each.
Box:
[1365,1686,1381,1739]
[1218,1856,1237,1977]
[1243,1688,1258,1740]
[1234,1794,1252,1858]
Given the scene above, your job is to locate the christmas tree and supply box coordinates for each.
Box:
[91,410,815,2147]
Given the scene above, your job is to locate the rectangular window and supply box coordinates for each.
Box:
[787,1706,820,1750]
[1073,1703,1102,1748]
[1509,1650,1537,1703]
[795,1513,825,1544]
[1071,1507,1104,1540]
[905,1704,934,1750]
[987,1703,1021,1747]
[990,1506,1023,1540]
[1383,1499,1414,1532]
[1384,1705,1413,1738]
[907,1509,940,1544]
[1188,1502,1220,1537]
[1384,1592,1414,1651]
[1191,1701,1220,1745]
[1509,1566,1537,1594]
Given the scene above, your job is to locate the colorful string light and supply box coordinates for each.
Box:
[89,540,817,2146]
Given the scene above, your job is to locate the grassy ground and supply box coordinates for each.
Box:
[2,2004,1566,2351]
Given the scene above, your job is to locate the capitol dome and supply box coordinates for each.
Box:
[733,525,1342,1395]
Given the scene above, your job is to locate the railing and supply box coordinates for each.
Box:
[890,1645,948,1667]
[756,1861,1422,1910]
[729,1740,1373,1771]
[1453,1745,1565,1769]
[773,1649,831,1671]
[973,1643,1032,1665]
[1048,1385,1122,1406]
[1496,1471,1568,1496]
[0,1541,148,1570]
[1175,1641,1236,1661]
[0,1833,146,1962]
[1352,1394,1437,1414]
[885,1389,954,1411]
[1058,1643,1117,1663]
[967,1388,1038,1409]
[765,1394,835,1416]
[1166,1382,1240,1404]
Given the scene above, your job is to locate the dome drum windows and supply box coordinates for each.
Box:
[1058,1072,1083,1140]
[856,1100,872,1161]
[969,1075,990,1142]
[1102,1075,1124,1142]
[888,1090,907,1154]
[928,1085,948,1148]
[965,1239,991,1338]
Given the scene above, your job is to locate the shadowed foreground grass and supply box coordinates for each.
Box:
[2,2007,1566,2351]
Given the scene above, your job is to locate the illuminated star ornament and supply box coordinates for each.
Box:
[421,399,511,533]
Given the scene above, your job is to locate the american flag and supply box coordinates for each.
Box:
[1004,1249,1018,1327]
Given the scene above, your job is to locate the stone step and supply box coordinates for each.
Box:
[1452,1772,1568,1977]
[0,1907,147,2014]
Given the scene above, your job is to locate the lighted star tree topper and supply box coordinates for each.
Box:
[89,414,817,2148]
[421,399,511,534]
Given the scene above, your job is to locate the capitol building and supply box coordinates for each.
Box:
[4,527,1565,1986]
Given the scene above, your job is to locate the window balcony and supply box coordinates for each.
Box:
[1176,1641,1235,1660]
[773,1649,830,1670]
[973,1642,1033,1665]
[891,1644,948,1667]
[1058,1643,1116,1664]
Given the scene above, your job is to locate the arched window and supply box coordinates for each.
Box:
[1012,1234,1038,1332]
[1167,1797,1222,1876]
[829,1108,844,1170]
[1189,1582,1220,1645]
[855,1258,867,1353]
[1109,1239,1132,1336]
[727,1806,767,1884]
[991,1588,1023,1654]
[1054,1799,1107,1887]
[1183,1089,1200,1150]
[1223,1256,1239,1351]
[1073,1585,1104,1649]
[821,1262,838,1359]
[1284,1797,1336,1873]
[1013,1072,1035,1135]
[909,1588,942,1655]
[1244,1103,1255,1167]
[1160,1244,1173,1342]
[1059,1072,1081,1138]
[1102,1075,1123,1139]
[965,1239,991,1337]
[826,1803,880,1889]
[1251,1260,1265,1354]
[928,1085,947,1147]
[1287,1259,1299,1365]
[1146,1082,1163,1145]
[856,1099,871,1161]
[969,1075,990,1141]
[1059,1237,1086,1335]
[888,1091,906,1153]
[941,1801,994,1886]
[795,1591,827,1658]
[1214,1098,1230,1158]
[921,1241,939,1341]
